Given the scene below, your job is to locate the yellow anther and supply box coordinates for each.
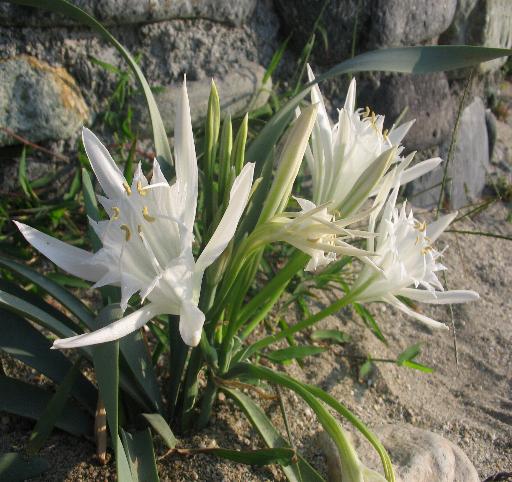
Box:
[421,245,433,255]
[142,206,156,222]
[137,181,147,196]
[414,220,427,232]
[371,111,377,124]
[362,106,371,118]
[112,207,120,220]
[120,224,131,241]
[383,128,389,139]
[123,182,132,195]
[415,235,420,245]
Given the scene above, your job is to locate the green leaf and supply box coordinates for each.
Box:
[0,256,95,330]
[206,447,295,466]
[81,168,102,252]
[0,375,91,438]
[120,327,163,413]
[310,329,350,344]
[232,113,249,176]
[358,359,373,381]
[0,310,96,413]
[318,45,512,79]
[0,289,80,340]
[141,413,177,449]
[401,359,433,373]
[265,345,326,363]
[396,343,422,365]
[46,272,91,289]
[225,388,324,482]
[27,361,82,454]
[0,452,49,481]
[226,363,389,481]
[92,306,133,482]
[18,146,37,200]
[354,303,386,343]
[8,0,172,168]
[121,428,159,482]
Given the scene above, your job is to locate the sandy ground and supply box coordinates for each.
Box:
[1,200,511,482]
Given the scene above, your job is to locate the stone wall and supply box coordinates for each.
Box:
[0,0,510,206]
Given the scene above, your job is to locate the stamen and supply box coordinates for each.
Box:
[421,245,433,255]
[142,206,156,222]
[137,224,143,238]
[383,128,389,140]
[120,224,131,241]
[371,111,376,124]
[362,106,371,118]
[137,181,147,196]
[112,207,121,220]
[123,182,132,195]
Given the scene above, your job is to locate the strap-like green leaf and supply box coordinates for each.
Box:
[0,375,91,438]
[6,0,172,168]
[0,310,96,413]
[225,388,325,482]
[206,447,295,466]
[0,452,49,482]
[0,289,79,340]
[27,361,82,454]
[264,345,326,363]
[92,306,133,482]
[121,428,159,482]
[141,413,177,449]
[0,256,95,329]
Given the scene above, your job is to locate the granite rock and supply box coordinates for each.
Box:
[407,97,490,209]
[0,55,89,147]
[0,0,257,27]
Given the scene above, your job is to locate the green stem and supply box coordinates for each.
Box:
[196,375,217,430]
[168,315,189,419]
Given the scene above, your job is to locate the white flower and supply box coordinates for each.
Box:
[15,80,254,348]
[302,65,442,215]
[267,197,375,272]
[351,186,479,328]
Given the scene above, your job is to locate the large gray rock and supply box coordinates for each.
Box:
[0,56,89,147]
[319,425,479,481]
[275,0,456,64]
[368,0,457,48]
[368,72,455,150]
[441,0,512,73]
[0,0,257,27]
[407,97,490,209]
[133,62,271,135]
[353,425,480,482]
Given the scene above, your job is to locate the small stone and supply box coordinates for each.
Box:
[217,392,226,402]
[0,56,89,147]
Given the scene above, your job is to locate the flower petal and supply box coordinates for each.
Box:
[14,221,105,282]
[398,288,479,304]
[388,119,415,146]
[399,157,442,187]
[196,162,254,272]
[179,301,205,347]
[174,77,198,231]
[426,211,458,242]
[344,77,356,113]
[82,128,125,199]
[52,303,161,349]
[384,295,448,330]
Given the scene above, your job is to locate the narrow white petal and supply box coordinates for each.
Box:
[14,221,105,282]
[398,288,479,304]
[82,128,125,199]
[174,78,198,231]
[426,212,458,242]
[344,77,356,113]
[179,301,205,347]
[387,119,415,145]
[196,163,255,272]
[294,196,317,212]
[52,304,161,349]
[384,295,448,329]
[399,157,442,187]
